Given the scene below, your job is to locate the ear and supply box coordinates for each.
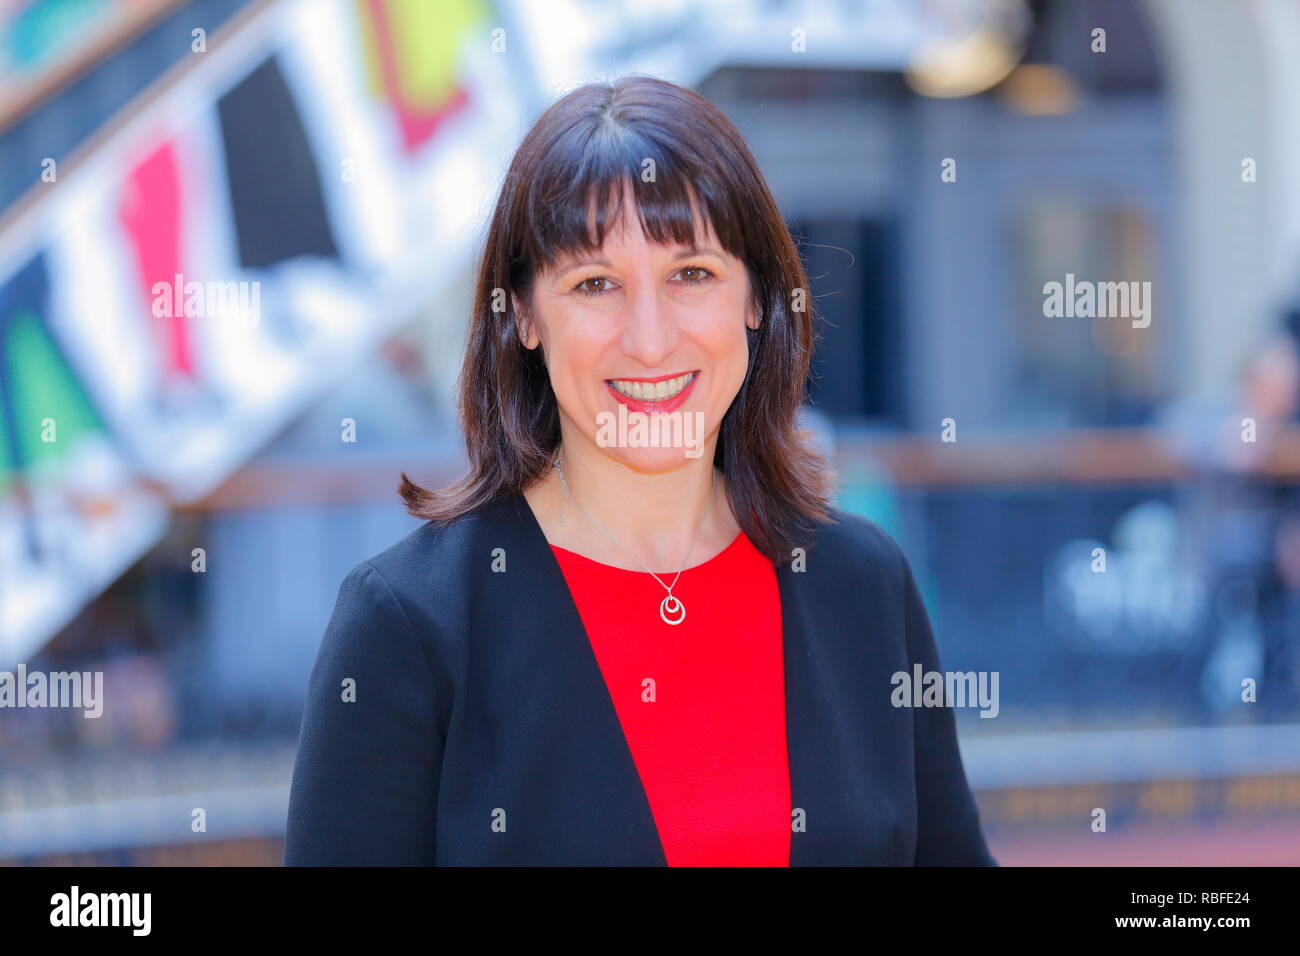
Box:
[512,293,538,349]
[745,299,762,331]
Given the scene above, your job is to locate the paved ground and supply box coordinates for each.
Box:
[988,819,1300,866]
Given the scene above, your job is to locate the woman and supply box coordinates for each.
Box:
[284,75,996,866]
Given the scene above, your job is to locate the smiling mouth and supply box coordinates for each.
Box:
[606,371,697,401]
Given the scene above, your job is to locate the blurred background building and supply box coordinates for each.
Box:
[2,0,1300,865]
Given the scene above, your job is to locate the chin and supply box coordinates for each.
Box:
[587,396,717,471]
[600,442,710,474]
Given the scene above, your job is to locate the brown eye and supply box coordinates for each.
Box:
[574,276,612,295]
[675,266,713,284]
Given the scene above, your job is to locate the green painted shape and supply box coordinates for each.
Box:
[2,307,105,480]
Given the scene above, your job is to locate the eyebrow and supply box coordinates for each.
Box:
[555,245,724,273]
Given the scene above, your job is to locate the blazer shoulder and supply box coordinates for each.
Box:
[350,500,510,595]
[814,506,908,575]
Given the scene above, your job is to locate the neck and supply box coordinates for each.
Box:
[526,434,738,573]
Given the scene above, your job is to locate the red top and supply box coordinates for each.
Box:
[550,531,791,866]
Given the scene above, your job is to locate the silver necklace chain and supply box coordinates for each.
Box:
[552,455,716,625]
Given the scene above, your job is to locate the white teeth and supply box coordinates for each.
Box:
[609,372,695,400]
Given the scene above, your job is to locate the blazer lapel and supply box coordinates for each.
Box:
[778,558,853,865]
[495,492,667,864]
[778,532,911,866]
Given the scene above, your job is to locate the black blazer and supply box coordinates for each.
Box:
[284,491,997,866]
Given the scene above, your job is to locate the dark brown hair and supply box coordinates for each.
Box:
[399,74,834,563]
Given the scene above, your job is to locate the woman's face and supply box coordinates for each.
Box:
[518,197,758,473]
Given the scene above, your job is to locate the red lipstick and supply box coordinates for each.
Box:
[605,371,699,415]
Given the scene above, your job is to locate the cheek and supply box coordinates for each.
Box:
[700,294,751,372]
[541,312,611,400]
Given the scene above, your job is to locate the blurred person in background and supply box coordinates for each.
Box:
[284,75,995,866]
[1160,331,1300,719]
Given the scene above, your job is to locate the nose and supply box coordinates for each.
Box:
[619,281,678,369]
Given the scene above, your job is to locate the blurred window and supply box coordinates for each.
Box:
[1011,196,1166,426]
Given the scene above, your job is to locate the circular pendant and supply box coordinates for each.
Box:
[660,594,685,626]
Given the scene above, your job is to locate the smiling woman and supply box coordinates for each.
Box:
[284,74,997,867]
[399,73,833,565]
